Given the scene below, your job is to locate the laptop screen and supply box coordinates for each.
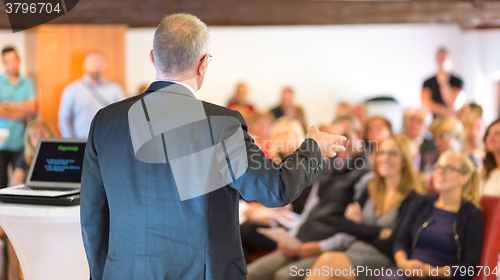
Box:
[28,139,86,185]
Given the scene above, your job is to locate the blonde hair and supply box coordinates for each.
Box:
[439,150,482,209]
[24,120,55,165]
[429,115,464,147]
[368,134,421,214]
[270,117,305,160]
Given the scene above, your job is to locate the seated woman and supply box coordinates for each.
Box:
[0,120,54,280]
[303,134,420,280]
[481,119,500,196]
[11,120,55,186]
[388,150,483,280]
[241,117,311,257]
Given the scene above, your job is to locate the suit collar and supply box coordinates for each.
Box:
[146,80,201,100]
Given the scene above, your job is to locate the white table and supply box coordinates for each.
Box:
[0,203,89,280]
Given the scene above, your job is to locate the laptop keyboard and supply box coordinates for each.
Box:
[20,186,78,191]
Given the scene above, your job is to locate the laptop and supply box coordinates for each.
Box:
[0,138,86,200]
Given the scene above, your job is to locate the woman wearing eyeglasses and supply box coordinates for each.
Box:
[389,150,483,280]
[304,134,420,280]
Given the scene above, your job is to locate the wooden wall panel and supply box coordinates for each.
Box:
[2,1,500,29]
[25,24,127,136]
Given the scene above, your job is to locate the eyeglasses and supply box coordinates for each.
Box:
[375,150,401,158]
[433,164,467,174]
[200,54,212,63]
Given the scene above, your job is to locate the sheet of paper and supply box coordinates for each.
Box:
[257,227,303,250]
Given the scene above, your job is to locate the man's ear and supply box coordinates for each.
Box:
[149,49,156,68]
[197,56,208,77]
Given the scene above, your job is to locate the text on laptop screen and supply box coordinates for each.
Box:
[30,142,86,183]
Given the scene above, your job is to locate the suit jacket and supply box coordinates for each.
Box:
[80,81,324,280]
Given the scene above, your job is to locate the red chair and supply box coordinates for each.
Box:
[473,195,500,280]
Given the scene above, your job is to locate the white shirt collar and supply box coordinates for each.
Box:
[154,79,201,100]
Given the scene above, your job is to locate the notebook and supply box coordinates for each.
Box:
[0,138,86,199]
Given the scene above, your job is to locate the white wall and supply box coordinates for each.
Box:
[2,24,499,127]
[461,29,500,124]
[126,24,466,128]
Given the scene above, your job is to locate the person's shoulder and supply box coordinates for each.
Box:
[19,75,34,85]
[423,76,437,85]
[62,78,84,93]
[413,193,437,206]
[202,101,237,117]
[449,74,463,86]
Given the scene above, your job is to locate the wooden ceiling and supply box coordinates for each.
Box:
[1,0,500,29]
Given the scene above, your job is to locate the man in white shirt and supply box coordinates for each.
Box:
[58,51,125,138]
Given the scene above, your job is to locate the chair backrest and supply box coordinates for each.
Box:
[472,195,500,280]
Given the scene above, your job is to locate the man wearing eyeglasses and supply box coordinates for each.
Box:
[80,13,346,280]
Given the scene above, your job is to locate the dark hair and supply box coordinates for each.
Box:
[482,119,500,181]
[2,46,16,56]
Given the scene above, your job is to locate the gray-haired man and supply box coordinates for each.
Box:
[80,13,344,280]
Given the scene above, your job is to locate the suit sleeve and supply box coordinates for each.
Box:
[226,110,324,208]
[80,109,109,280]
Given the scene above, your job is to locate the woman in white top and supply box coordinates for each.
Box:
[481,119,500,196]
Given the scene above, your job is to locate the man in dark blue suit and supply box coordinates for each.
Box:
[80,13,345,280]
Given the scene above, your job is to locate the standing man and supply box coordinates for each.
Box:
[0,46,37,188]
[421,48,464,117]
[81,13,344,280]
[58,50,125,139]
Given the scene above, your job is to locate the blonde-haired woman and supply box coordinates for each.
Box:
[389,151,483,280]
[241,117,309,257]
[11,120,55,186]
[304,134,420,280]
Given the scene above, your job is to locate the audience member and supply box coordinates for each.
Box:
[421,48,464,117]
[389,151,483,280]
[241,117,310,257]
[304,134,420,280]
[464,116,486,167]
[58,50,125,138]
[270,88,307,131]
[11,120,55,186]
[335,102,351,117]
[247,115,370,280]
[459,102,483,125]
[400,107,437,172]
[0,46,37,189]
[481,119,500,196]
[364,116,393,155]
[351,104,367,139]
[227,83,256,121]
[247,112,273,158]
[422,115,464,190]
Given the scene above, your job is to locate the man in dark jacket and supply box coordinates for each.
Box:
[80,13,345,280]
